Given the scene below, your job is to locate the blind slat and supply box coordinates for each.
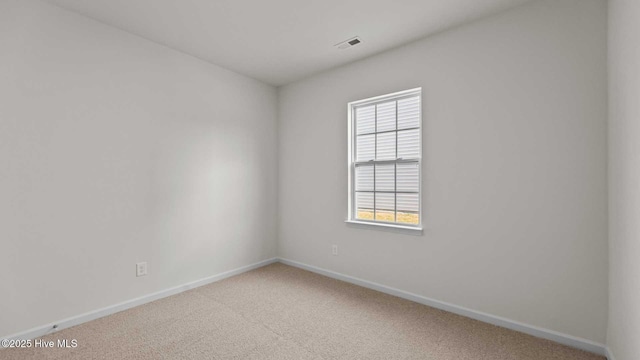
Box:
[355,164,374,191]
[397,162,419,192]
[375,164,394,192]
[356,192,374,211]
[398,96,420,130]
[397,193,419,213]
[397,129,420,159]
[356,134,375,161]
[375,193,395,213]
[376,132,396,160]
[355,105,375,135]
[376,101,396,132]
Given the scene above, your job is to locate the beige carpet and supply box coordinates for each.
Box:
[1,263,604,360]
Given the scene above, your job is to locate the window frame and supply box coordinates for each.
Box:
[347,88,423,231]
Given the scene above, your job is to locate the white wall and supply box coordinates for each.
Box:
[607,0,640,359]
[278,0,608,343]
[0,0,277,337]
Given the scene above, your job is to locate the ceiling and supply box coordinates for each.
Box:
[44,0,532,86]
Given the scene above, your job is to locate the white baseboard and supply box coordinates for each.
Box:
[605,347,616,360]
[2,258,278,341]
[278,258,607,357]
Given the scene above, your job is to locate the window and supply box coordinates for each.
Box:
[347,88,422,229]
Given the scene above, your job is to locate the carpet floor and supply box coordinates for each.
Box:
[1,263,604,360]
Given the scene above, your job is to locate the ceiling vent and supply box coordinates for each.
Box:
[335,36,362,50]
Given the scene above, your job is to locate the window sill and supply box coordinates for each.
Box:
[345,220,423,235]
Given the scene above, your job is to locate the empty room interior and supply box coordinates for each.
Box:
[0,0,638,359]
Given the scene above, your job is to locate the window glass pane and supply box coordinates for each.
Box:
[356,192,374,220]
[397,193,419,212]
[356,134,375,161]
[396,162,419,192]
[375,163,394,192]
[397,96,420,129]
[355,105,375,135]
[355,165,374,191]
[397,193,419,224]
[397,129,420,159]
[376,132,396,160]
[375,193,395,222]
[376,101,396,132]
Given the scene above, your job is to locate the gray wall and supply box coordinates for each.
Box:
[608,0,640,359]
[278,0,608,342]
[0,0,278,337]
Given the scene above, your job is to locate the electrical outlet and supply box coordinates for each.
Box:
[136,262,147,277]
[332,245,338,256]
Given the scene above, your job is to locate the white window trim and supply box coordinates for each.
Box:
[346,87,423,232]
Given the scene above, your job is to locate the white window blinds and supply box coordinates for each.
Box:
[349,88,422,227]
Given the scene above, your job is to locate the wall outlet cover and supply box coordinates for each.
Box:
[136,262,147,277]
